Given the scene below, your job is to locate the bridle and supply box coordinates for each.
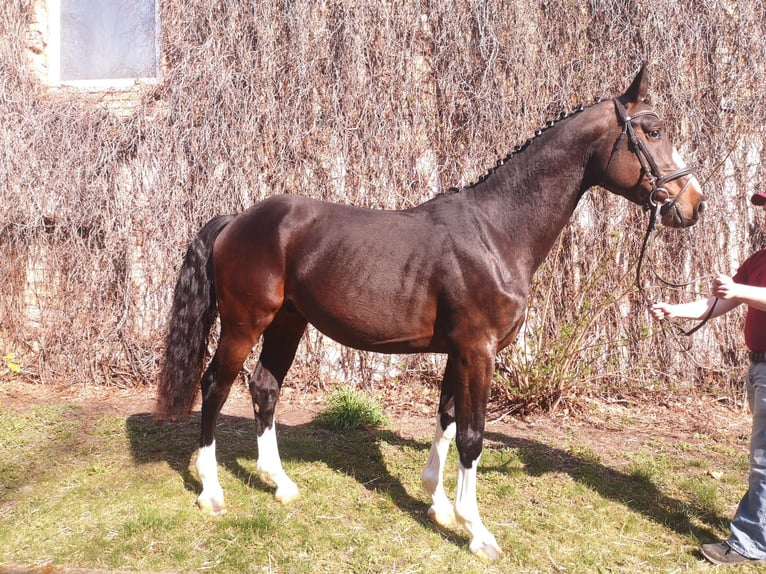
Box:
[608,98,715,336]
[608,98,694,220]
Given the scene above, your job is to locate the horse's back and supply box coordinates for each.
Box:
[216,194,439,262]
[213,195,456,352]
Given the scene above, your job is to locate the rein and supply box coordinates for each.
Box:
[609,99,715,336]
[636,210,718,336]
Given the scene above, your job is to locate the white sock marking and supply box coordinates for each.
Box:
[455,458,502,559]
[422,420,456,526]
[196,441,225,513]
[257,424,299,503]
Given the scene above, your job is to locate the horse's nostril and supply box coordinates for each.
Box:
[698,201,707,214]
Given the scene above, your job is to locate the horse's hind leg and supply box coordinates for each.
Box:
[196,327,256,515]
[422,357,457,527]
[248,306,307,503]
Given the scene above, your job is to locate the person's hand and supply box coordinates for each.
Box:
[650,302,674,320]
[712,273,740,300]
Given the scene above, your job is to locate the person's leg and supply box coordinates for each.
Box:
[728,362,766,559]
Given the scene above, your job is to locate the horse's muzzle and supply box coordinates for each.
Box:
[660,199,706,228]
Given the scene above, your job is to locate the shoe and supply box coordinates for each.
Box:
[701,541,766,565]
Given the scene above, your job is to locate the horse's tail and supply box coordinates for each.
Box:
[155,214,236,421]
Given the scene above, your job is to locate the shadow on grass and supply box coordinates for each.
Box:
[484,429,729,542]
[126,412,728,549]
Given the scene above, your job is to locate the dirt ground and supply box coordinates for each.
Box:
[0,378,752,468]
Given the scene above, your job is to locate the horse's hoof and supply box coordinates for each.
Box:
[197,496,226,515]
[427,505,456,528]
[470,538,503,561]
[275,481,300,504]
[258,471,277,488]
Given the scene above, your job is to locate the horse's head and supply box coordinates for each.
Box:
[592,65,706,228]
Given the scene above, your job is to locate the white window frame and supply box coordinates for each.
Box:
[47,0,161,89]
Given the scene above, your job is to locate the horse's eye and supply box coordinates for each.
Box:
[648,129,662,140]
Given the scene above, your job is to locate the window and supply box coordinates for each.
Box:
[48,0,160,87]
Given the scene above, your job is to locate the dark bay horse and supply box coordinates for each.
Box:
[156,66,705,559]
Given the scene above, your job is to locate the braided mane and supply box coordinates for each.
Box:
[450,98,607,193]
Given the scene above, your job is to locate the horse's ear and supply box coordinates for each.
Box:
[620,63,649,105]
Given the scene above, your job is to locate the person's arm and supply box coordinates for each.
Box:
[650,296,740,321]
[712,273,766,311]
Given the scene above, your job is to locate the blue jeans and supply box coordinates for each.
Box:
[729,362,766,559]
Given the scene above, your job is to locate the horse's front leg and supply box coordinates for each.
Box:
[451,343,502,560]
[422,358,457,527]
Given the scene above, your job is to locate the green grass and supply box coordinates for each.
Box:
[0,399,750,573]
[315,386,388,431]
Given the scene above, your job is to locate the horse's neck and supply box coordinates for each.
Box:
[464,125,593,275]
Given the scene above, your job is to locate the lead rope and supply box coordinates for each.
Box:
[635,207,718,337]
